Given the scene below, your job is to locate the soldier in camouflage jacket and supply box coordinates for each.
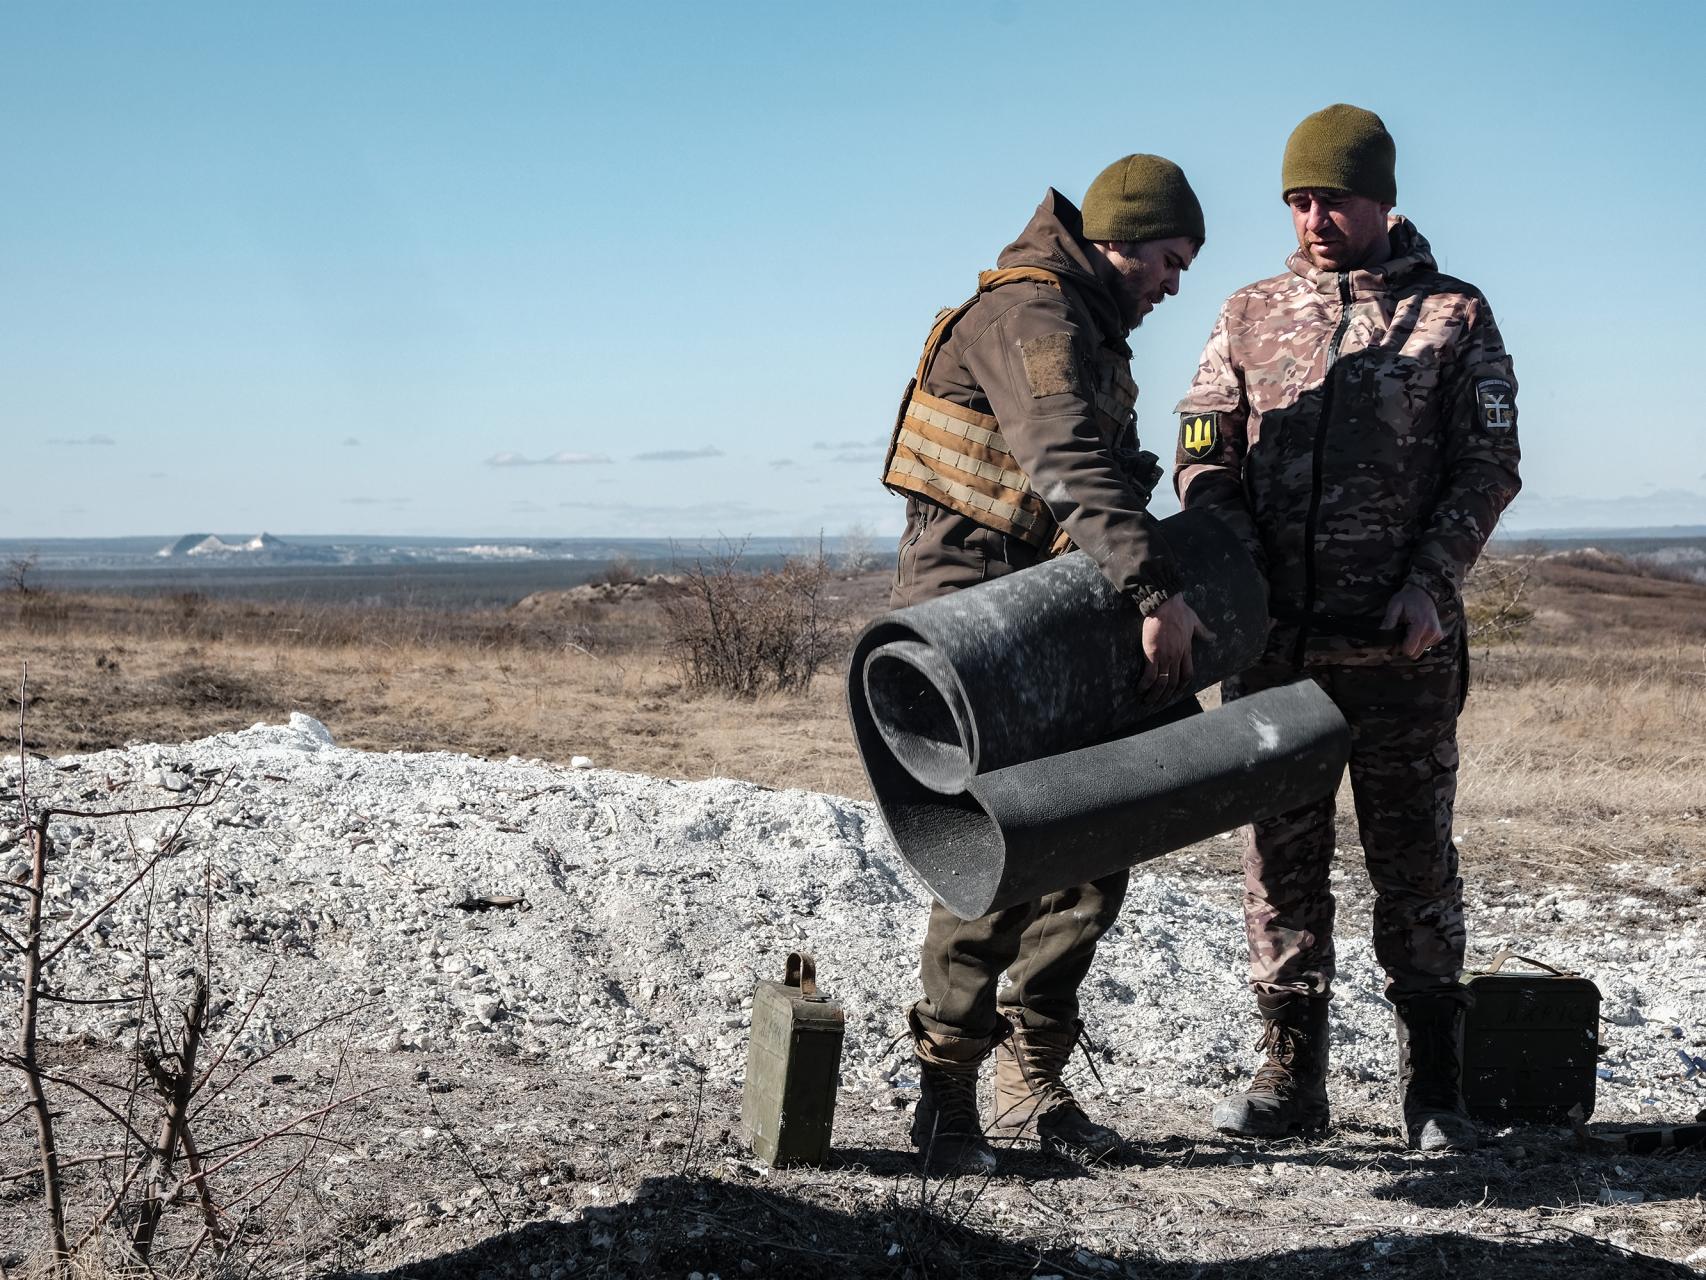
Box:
[1174,105,1520,1153]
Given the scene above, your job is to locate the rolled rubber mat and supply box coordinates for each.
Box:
[848,510,1352,919]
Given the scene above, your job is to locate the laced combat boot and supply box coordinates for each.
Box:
[907,1011,999,1175]
[1394,995,1478,1153]
[1211,994,1331,1138]
[990,1015,1126,1159]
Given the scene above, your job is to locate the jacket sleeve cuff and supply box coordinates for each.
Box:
[1405,563,1458,613]
[1126,550,1184,617]
[1130,584,1172,617]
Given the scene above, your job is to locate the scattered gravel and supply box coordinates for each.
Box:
[3,712,1702,1126]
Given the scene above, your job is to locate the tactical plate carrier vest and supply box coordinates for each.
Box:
[881,267,1149,556]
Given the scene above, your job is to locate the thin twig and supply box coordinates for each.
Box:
[13,664,71,1269]
[190,961,277,1096]
[426,1086,513,1232]
[192,1001,370,1119]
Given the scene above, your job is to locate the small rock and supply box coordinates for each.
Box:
[1598,1187,1643,1205]
[570,756,594,769]
[159,771,190,793]
[289,712,335,746]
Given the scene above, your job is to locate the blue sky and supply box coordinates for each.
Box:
[4,1,1704,539]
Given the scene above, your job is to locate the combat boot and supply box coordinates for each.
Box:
[1394,995,1478,1153]
[907,1011,999,1175]
[1211,994,1331,1138]
[990,1015,1126,1160]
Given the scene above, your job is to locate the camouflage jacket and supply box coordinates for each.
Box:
[1174,218,1521,662]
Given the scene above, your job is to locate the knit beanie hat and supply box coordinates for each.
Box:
[1281,104,1396,204]
[1081,154,1205,246]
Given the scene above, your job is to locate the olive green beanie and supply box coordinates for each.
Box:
[1081,154,1205,246]
[1281,104,1396,204]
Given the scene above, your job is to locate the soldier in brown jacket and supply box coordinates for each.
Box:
[1174,105,1522,1152]
[882,155,1210,1172]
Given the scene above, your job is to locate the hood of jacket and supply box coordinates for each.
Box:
[1286,215,1437,299]
[996,189,1130,347]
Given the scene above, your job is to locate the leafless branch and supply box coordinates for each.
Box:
[12,663,70,1270]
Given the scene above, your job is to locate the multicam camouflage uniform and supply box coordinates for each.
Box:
[1175,217,1521,1002]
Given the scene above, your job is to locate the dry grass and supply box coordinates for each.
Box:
[1455,562,1706,885]
[0,582,883,799]
[4,555,1704,883]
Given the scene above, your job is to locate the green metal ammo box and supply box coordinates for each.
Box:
[1463,951,1601,1124]
[742,952,845,1167]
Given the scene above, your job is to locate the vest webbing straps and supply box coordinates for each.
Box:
[888,389,1055,539]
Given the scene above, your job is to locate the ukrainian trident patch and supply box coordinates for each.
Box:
[1474,379,1516,434]
[1179,412,1219,460]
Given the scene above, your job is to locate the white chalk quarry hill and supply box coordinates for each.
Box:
[3,715,1702,1127]
[154,532,340,562]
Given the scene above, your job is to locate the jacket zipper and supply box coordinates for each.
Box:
[1292,274,1355,666]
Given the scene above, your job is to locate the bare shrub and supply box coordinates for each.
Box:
[837,522,878,573]
[599,554,642,585]
[1464,555,1536,646]
[660,549,850,698]
[2,669,370,1276]
[5,554,39,596]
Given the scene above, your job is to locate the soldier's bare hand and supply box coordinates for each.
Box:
[1381,584,1444,660]
[1137,596,1214,709]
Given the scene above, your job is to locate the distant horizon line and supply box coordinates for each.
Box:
[4,523,1706,546]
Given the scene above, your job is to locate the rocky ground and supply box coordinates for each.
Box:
[3,716,1704,1277]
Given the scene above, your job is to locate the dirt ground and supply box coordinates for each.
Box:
[9,1043,1704,1279]
[3,558,1705,1277]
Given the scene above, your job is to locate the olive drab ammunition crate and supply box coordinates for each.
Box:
[742,952,845,1166]
[1463,951,1602,1124]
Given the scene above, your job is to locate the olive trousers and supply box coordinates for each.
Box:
[894,498,1128,1039]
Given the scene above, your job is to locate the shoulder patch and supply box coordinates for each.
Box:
[1179,411,1220,460]
[1020,331,1083,399]
[1474,378,1516,434]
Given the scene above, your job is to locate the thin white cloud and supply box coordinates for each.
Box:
[343,436,361,447]
[48,434,116,446]
[633,446,724,463]
[486,451,614,467]
[566,499,778,520]
[813,439,882,452]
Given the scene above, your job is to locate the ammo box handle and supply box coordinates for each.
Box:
[1482,948,1576,978]
[785,951,818,997]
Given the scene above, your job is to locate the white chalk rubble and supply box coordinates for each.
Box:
[1,714,1702,1125]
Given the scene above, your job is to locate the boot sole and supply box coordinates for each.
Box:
[1407,1117,1479,1153]
[1211,1100,1330,1138]
[915,1145,1000,1176]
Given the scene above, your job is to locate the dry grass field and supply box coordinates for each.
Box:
[5,552,1703,888]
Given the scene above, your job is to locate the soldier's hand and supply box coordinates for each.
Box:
[1137,596,1214,709]
[1382,584,1445,660]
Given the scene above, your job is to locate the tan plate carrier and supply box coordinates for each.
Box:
[880,266,1143,555]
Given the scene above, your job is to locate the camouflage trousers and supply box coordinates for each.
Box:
[1223,653,1466,1004]
[895,498,1124,1040]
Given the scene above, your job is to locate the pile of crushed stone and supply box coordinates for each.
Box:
[3,713,1702,1126]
